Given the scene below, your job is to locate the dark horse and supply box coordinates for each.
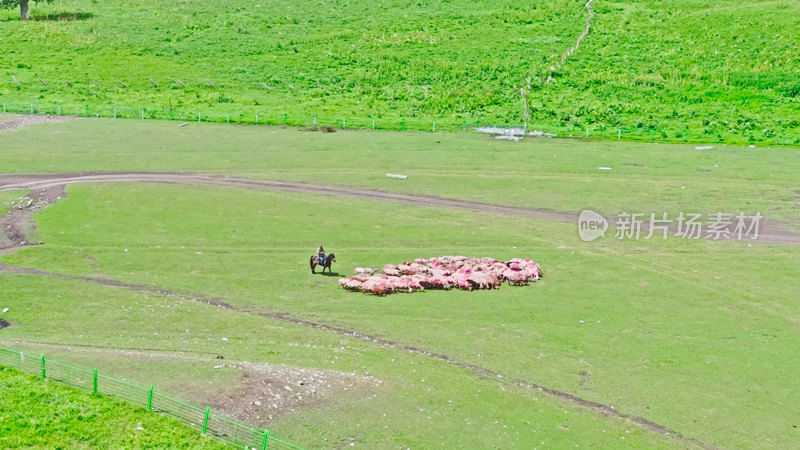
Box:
[310,253,336,274]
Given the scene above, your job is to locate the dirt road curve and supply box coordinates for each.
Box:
[1,172,798,246]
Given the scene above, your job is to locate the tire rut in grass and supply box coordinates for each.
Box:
[1,172,798,246]
[0,261,714,448]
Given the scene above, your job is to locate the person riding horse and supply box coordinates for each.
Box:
[310,246,335,274]
[317,245,326,265]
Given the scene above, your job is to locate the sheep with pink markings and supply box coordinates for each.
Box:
[339,256,543,295]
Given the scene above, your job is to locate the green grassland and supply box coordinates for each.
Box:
[0,119,799,225]
[1,182,798,448]
[1,0,798,143]
[1,119,799,448]
[0,272,681,449]
[0,366,225,448]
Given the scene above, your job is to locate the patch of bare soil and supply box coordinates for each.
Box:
[299,126,337,133]
[0,185,66,254]
[0,114,76,134]
[211,362,381,426]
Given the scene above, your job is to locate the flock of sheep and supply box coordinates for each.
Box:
[339,256,543,296]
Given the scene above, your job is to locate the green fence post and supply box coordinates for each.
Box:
[30,103,34,114]
[342,117,346,129]
[142,108,145,120]
[400,119,406,130]
[85,104,89,116]
[18,350,22,367]
[198,111,201,122]
[40,355,46,379]
[57,104,61,116]
[113,107,117,119]
[372,117,375,129]
[93,369,98,393]
[148,386,154,410]
[432,119,436,132]
[283,113,288,125]
[313,114,317,126]
[226,113,230,123]
[262,430,269,450]
[255,113,259,124]
[202,407,210,434]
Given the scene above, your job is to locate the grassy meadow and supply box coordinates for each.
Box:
[0,119,799,448]
[0,366,225,448]
[0,119,798,225]
[0,0,798,142]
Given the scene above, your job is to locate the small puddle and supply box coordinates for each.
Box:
[475,127,557,140]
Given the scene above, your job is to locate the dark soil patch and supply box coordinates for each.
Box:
[0,319,10,330]
[298,126,336,133]
[0,185,66,254]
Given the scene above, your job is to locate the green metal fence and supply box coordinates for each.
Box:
[0,345,305,450]
[0,97,495,134]
[2,95,789,145]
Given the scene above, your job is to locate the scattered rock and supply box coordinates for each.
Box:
[0,114,76,134]
[209,361,381,427]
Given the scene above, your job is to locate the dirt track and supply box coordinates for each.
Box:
[1,172,798,246]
